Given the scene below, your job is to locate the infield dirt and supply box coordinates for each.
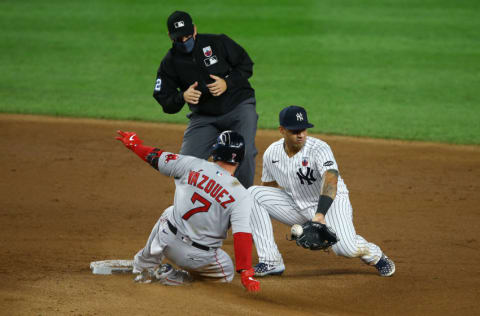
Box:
[1,114,479,315]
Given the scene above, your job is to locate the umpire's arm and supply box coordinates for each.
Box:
[153,59,185,114]
[221,34,254,88]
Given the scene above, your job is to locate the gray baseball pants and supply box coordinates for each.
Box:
[133,206,235,282]
[180,98,258,188]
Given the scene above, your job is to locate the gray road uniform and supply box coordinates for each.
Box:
[133,151,252,282]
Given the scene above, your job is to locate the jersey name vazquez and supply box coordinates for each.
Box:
[188,170,236,208]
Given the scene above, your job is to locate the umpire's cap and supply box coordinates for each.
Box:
[211,131,245,164]
[167,11,194,39]
[279,105,314,130]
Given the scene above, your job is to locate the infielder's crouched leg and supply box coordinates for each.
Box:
[325,196,382,265]
[248,185,305,267]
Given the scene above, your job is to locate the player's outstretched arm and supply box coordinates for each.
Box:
[312,169,338,224]
[116,130,164,169]
[233,232,260,292]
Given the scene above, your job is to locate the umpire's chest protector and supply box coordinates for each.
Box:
[172,34,231,93]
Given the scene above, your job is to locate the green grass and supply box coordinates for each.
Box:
[1,0,479,144]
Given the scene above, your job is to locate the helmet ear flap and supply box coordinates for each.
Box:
[211,130,245,164]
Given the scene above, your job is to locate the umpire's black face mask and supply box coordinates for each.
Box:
[173,35,195,54]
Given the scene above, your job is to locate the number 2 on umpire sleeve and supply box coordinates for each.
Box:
[182,192,212,220]
[154,78,162,91]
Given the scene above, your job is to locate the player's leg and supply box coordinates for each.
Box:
[133,208,197,286]
[216,98,258,188]
[164,242,234,283]
[248,186,307,276]
[132,206,173,282]
[133,206,171,273]
[324,195,382,261]
[132,207,233,285]
[180,114,219,159]
[324,195,395,276]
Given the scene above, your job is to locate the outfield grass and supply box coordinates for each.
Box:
[1,0,479,144]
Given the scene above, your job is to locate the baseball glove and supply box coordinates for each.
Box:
[294,221,339,251]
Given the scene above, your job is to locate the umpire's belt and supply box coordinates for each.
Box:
[167,220,210,251]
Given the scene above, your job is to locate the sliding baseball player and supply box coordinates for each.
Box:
[116,130,260,291]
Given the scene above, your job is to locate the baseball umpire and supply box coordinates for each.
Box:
[153,10,258,188]
[116,130,260,291]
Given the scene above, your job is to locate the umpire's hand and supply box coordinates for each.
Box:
[184,81,202,104]
[207,74,227,97]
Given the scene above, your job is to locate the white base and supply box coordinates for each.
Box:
[90,260,134,275]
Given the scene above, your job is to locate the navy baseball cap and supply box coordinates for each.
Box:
[167,11,194,39]
[279,105,314,130]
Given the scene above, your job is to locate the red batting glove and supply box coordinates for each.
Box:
[240,268,260,292]
[116,130,143,150]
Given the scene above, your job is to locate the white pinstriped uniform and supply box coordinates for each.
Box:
[249,136,383,266]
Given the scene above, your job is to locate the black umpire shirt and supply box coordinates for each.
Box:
[153,34,255,116]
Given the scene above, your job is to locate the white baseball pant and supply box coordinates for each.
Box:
[248,186,383,266]
[133,206,234,282]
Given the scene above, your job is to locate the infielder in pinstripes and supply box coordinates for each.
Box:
[249,105,395,277]
[116,130,260,291]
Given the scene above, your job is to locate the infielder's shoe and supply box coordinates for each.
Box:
[254,262,285,277]
[375,254,396,277]
[154,263,193,286]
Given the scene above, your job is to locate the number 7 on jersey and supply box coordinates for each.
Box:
[182,192,212,220]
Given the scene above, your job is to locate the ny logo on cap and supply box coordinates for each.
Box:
[174,21,185,28]
[296,113,304,121]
